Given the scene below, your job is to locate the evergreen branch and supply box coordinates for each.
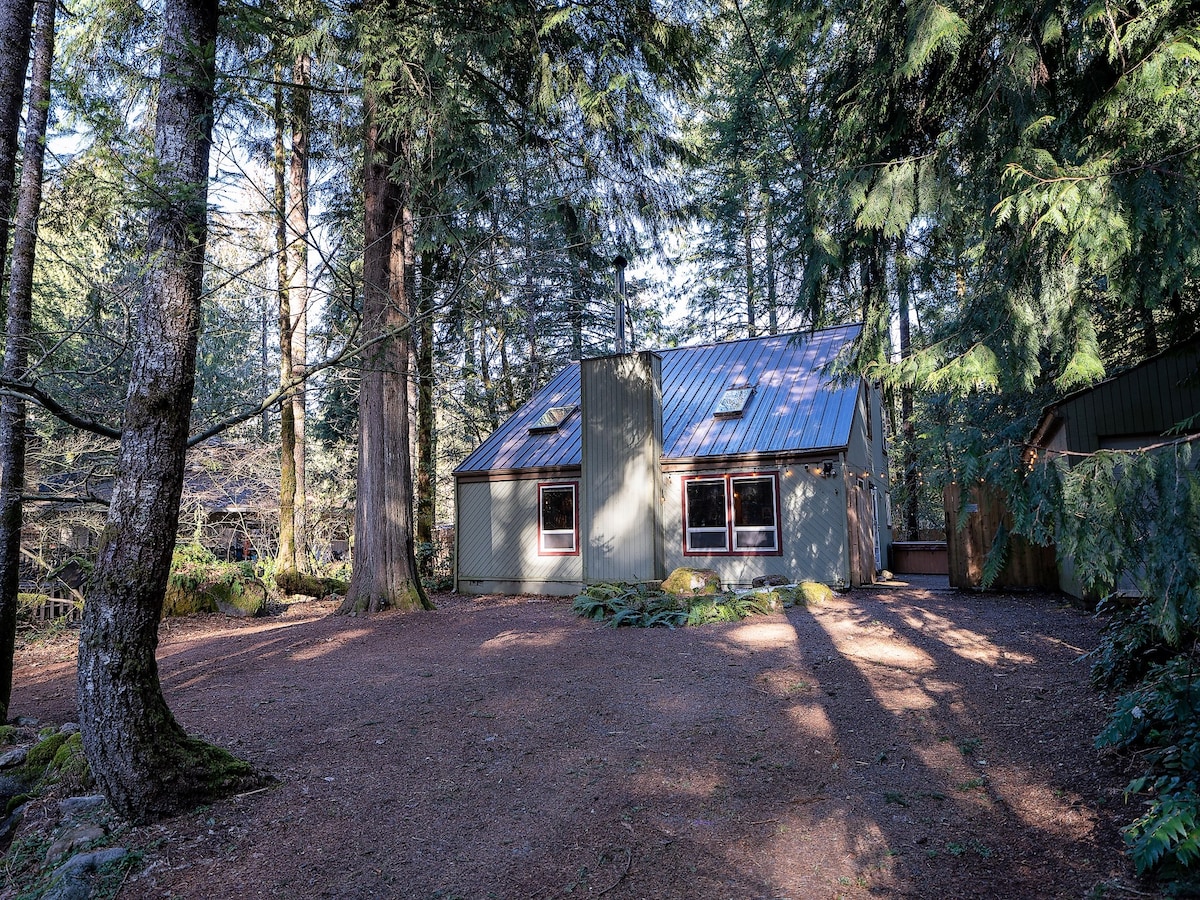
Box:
[1029,433,1200,458]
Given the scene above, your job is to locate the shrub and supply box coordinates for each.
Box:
[573,580,822,629]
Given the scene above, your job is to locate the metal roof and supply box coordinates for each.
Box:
[455,323,863,474]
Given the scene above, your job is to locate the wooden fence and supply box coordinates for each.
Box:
[944,483,1058,590]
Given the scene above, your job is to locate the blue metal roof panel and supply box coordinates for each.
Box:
[454,364,583,473]
[453,323,863,474]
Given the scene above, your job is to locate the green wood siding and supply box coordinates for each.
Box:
[455,476,583,595]
[580,351,664,584]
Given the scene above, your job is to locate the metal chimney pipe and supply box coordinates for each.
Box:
[613,254,628,354]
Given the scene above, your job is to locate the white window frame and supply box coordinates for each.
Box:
[683,472,782,556]
[537,482,578,555]
[684,477,730,553]
[730,474,779,552]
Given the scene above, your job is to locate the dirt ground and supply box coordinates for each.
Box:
[10,581,1141,899]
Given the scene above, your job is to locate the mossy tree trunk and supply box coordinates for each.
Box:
[274,72,299,579]
[0,0,36,283]
[288,40,311,573]
[0,0,54,721]
[76,0,264,820]
[339,89,430,616]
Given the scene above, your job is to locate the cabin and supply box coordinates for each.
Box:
[1028,335,1200,598]
[453,323,892,595]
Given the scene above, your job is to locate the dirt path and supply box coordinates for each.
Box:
[11,585,1135,899]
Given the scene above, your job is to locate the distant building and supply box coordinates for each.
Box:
[1028,335,1200,598]
[453,324,891,595]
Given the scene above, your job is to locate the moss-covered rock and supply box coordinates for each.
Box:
[797,581,835,604]
[661,567,722,596]
[49,733,88,780]
[0,725,16,745]
[164,545,267,618]
[275,570,348,598]
[25,733,68,771]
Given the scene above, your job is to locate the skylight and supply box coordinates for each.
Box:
[529,405,577,433]
[714,386,755,419]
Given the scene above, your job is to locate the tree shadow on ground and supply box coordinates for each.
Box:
[9,589,1129,899]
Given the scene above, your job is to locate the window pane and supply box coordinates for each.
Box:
[541,487,574,532]
[735,528,777,550]
[686,481,727,528]
[733,478,775,528]
[689,530,728,550]
[543,532,574,550]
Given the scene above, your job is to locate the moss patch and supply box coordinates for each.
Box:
[797,581,835,604]
[661,567,722,596]
[275,570,349,598]
[25,732,68,771]
[50,732,89,779]
[165,545,267,617]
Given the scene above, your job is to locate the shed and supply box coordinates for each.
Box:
[1028,335,1200,597]
[453,324,891,595]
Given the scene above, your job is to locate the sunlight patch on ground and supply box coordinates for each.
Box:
[985,765,1101,838]
[810,610,943,715]
[785,702,836,739]
[479,629,570,651]
[726,620,802,650]
[891,604,1036,666]
[285,629,373,661]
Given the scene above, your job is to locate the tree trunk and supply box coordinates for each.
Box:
[76,0,264,820]
[0,0,36,286]
[288,46,311,571]
[763,179,778,335]
[274,72,298,578]
[340,96,430,615]
[897,236,919,541]
[0,0,53,721]
[744,178,756,337]
[415,250,435,580]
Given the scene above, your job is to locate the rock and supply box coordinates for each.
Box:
[797,581,835,604]
[46,823,106,864]
[41,877,91,900]
[661,567,722,596]
[44,849,129,900]
[13,716,39,727]
[0,746,26,768]
[54,846,127,877]
[59,795,107,817]
[751,574,790,588]
[58,722,80,736]
[0,802,26,849]
[0,773,30,802]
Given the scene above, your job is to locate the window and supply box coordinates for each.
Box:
[685,479,729,551]
[683,472,780,555]
[529,405,577,434]
[732,476,778,550]
[714,385,755,419]
[538,482,578,555]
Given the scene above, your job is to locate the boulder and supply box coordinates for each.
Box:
[46,824,106,864]
[59,795,107,818]
[751,574,790,588]
[661,567,722,596]
[797,581,835,604]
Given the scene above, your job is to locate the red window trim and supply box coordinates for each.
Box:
[537,481,579,556]
[681,471,783,557]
